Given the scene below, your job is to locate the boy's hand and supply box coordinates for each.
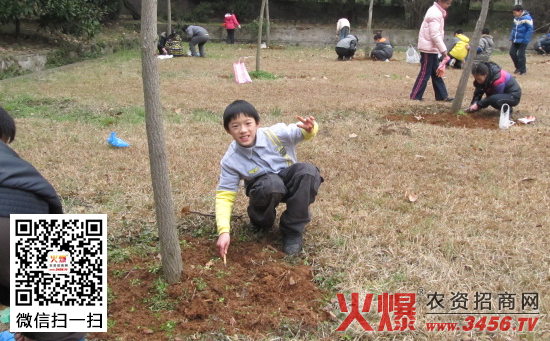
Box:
[297,115,316,133]
[217,232,230,258]
[466,103,479,113]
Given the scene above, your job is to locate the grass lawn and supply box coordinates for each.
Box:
[1,41,549,340]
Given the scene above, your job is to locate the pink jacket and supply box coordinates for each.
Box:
[417,2,447,54]
[224,13,240,30]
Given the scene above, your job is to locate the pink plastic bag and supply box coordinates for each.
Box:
[233,58,252,84]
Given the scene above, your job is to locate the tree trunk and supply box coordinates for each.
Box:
[123,0,141,20]
[140,0,183,284]
[450,0,490,114]
[364,0,374,55]
[265,0,270,47]
[167,0,172,34]
[15,18,21,38]
[256,0,267,72]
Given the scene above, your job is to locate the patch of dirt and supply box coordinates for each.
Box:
[384,107,532,130]
[89,236,328,340]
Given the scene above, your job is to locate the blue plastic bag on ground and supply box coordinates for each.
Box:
[0,331,15,341]
[107,132,130,148]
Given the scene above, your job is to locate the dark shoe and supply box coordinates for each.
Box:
[514,69,520,74]
[519,71,527,75]
[437,97,454,102]
[282,236,303,255]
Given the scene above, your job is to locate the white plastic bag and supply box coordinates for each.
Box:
[499,104,515,130]
[233,57,252,84]
[406,44,420,64]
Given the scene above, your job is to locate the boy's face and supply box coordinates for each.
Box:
[226,113,260,148]
[513,10,522,17]
[473,74,487,84]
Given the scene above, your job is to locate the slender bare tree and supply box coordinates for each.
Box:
[167,0,172,34]
[140,0,183,283]
[450,0,490,114]
[265,0,270,47]
[364,0,374,55]
[256,0,267,71]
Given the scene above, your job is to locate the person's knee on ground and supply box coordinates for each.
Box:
[246,174,285,230]
[278,163,322,255]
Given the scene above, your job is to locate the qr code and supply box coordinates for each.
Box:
[10,214,107,332]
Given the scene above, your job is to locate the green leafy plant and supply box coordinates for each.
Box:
[192,277,207,291]
[249,70,278,80]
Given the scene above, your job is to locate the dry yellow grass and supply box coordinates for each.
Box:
[1,42,549,340]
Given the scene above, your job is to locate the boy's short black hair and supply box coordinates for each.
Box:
[482,27,490,35]
[182,25,189,31]
[471,62,490,76]
[373,33,382,41]
[0,106,16,143]
[454,28,463,35]
[512,5,523,12]
[223,100,260,130]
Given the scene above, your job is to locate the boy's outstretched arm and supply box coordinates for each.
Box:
[297,115,318,142]
[215,190,236,257]
[297,115,316,133]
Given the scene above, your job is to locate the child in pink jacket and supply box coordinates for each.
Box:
[410,0,454,102]
[224,10,241,44]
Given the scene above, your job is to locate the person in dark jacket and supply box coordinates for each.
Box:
[335,35,358,61]
[534,33,550,55]
[0,107,85,341]
[465,62,522,118]
[370,34,393,61]
[509,5,533,75]
[182,24,210,57]
[157,31,168,55]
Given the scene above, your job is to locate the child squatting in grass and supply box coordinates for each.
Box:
[215,100,323,257]
[466,62,522,118]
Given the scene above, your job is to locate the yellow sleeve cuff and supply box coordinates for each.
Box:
[215,190,237,235]
[301,122,318,141]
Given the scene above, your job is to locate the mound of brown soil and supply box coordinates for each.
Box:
[384,107,532,130]
[90,237,328,340]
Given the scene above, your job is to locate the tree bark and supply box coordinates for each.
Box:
[15,18,20,38]
[265,0,270,47]
[256,0,267,71]
[167,0,172,34]
[364,0,374,55]
[123,0,141,20]
[140,0,182,284]
[450,0,490,114]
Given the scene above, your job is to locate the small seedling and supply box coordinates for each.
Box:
[129,278,141,287]
[192,277,207,291]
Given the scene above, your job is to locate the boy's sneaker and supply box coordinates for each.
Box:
[514,69,520,74]
[282,235,303,255]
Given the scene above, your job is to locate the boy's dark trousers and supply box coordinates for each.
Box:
[335,47,355,60]
[509,42,528,73]
[245,163,322,242]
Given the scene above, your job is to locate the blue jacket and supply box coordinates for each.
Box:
[510,10,533,44]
